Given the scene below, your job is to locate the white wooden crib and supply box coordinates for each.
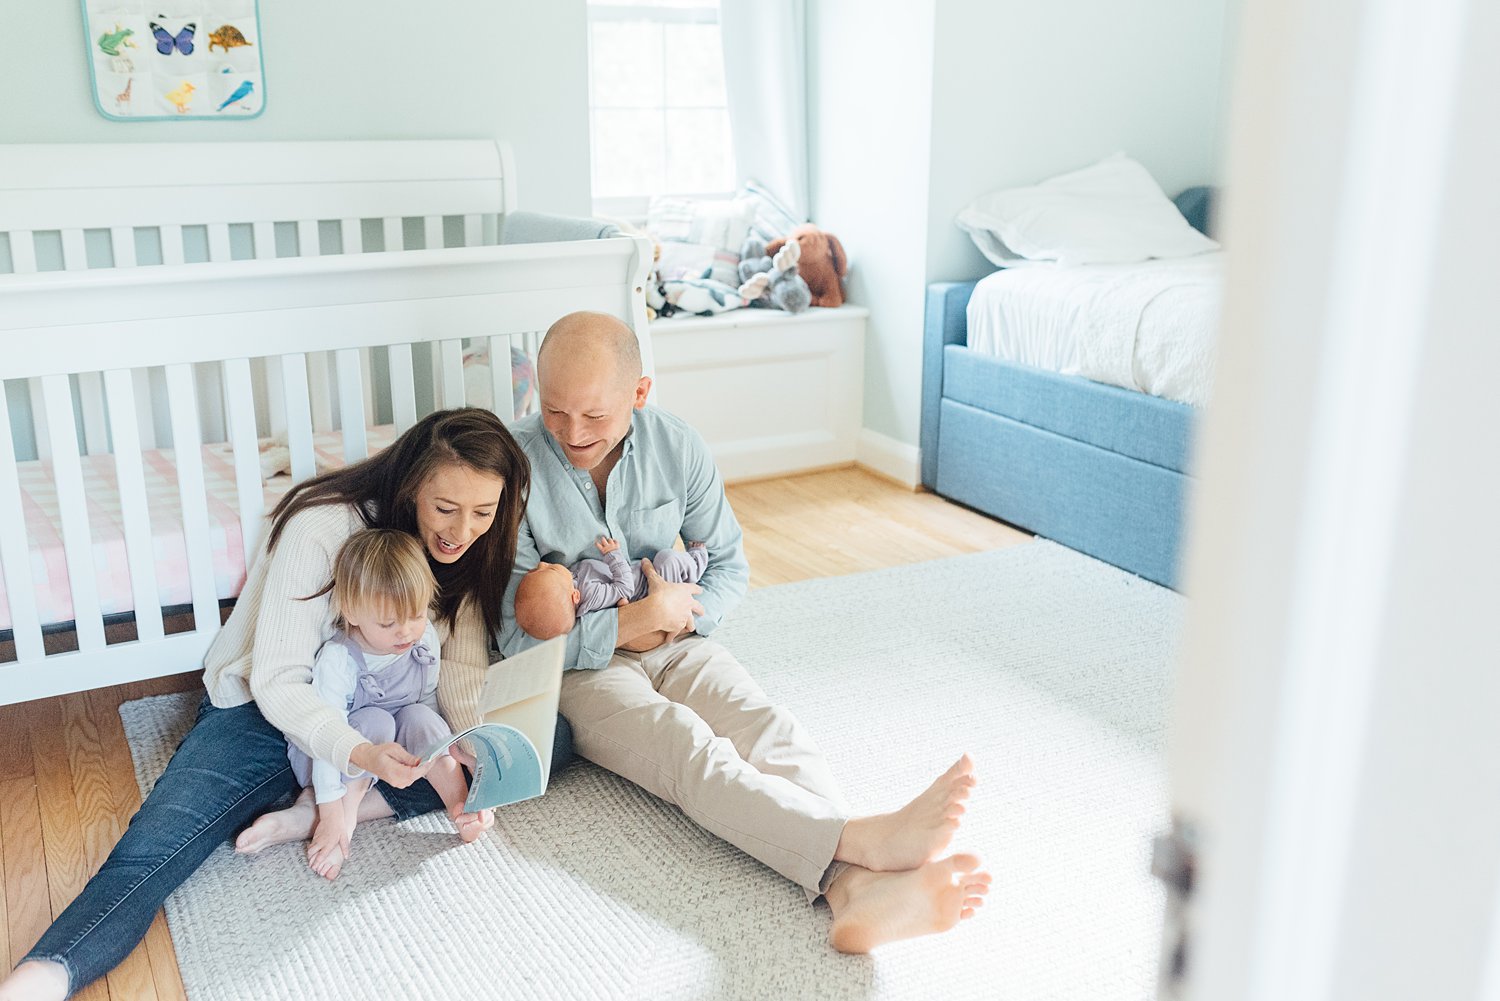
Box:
[0,140,653,705]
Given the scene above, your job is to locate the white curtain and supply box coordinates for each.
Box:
[720,0,809,221]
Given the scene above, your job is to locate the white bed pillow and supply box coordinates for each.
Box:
[957,153,1219,268]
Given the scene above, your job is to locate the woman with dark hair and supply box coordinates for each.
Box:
[0,408,571,1001]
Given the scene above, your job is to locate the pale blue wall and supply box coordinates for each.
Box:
[0,1,592,215]
[809,0,1237,449]
[925,0,1234,284]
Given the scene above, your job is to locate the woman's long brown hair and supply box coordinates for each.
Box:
[266,408,529,635]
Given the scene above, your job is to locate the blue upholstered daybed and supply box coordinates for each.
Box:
[919,190,1214,591]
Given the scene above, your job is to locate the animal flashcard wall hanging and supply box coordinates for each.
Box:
[81,1,266,121]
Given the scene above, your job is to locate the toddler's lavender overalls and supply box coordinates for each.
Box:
[287,632,453,791]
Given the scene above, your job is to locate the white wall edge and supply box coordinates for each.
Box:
[856,428,921,488]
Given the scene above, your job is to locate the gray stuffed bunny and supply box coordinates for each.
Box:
[737,235,812,313]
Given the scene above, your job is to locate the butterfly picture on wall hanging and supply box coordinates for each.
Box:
[149,19,196,56]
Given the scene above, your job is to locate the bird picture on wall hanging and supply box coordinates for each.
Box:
[166,80,196,113]
[150,19,196,56]
[217,79,254,112]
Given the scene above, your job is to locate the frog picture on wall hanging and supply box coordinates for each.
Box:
[81,1,267,121]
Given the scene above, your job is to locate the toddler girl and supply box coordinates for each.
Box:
[288,528,491,880]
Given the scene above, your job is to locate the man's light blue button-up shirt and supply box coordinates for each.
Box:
[499,406,749,670]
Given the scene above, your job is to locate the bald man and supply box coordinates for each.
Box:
[499,311,989,953]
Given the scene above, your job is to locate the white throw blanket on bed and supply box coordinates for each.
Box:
[967,253,1223,406]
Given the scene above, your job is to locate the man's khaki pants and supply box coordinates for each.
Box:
[560,635,848,900]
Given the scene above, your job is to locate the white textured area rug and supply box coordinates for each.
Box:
[119,540,1181,1001]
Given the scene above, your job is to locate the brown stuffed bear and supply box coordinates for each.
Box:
[766,224,847,308]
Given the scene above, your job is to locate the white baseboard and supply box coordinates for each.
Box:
[856,428,922,488]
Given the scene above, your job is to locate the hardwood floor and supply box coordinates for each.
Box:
[0,466,1029,999]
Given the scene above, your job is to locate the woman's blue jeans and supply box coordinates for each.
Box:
[20,696,574,997]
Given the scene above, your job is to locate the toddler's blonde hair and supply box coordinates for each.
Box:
[330,529,436,627]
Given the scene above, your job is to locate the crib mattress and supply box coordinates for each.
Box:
[0,426,399,633]
[964,254,1222,407]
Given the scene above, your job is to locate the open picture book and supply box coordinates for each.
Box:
[419,635,566,812]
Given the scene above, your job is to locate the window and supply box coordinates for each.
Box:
[587,0,735,216]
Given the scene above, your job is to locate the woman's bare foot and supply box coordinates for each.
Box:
[0,959,69,1001]
[835,754,976,871]
[236,788,396,855]
[451,806,495,843]
[825,854,991,954]
[236,787,316,854]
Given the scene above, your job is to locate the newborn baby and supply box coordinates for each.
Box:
[514,536,709,640]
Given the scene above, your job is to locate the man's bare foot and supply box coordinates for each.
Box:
[236,787,316,854]
[835,754,976,871]
[825,854,991,954]
[451,806,495,843]
[0,959,69,1001]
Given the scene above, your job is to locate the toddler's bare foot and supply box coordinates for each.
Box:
[836,754,976,871]
[307,839,347,881]
[236,787,316,854]
[452,806,495,843]
[826,854,991,954]
[307,824,348,881]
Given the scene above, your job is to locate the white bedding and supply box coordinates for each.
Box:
[965,252,1223,407]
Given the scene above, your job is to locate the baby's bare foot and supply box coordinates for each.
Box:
[236,788,316,854]
[836,754,976,871]
[827,854,992,954]
[452,807,495,844]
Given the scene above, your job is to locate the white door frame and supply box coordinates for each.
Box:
[1166,0,1500,997]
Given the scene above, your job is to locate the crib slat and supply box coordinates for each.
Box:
[110,226,137,269]
[280,354,316,482]
[102,369,164,644]
[77,373,110,455]
[61,228,87,270]
[164,364,220,641]
[382,217,403,253]
[251,221,276,261]
[255,218,285,438]
[340,217,363,255]
[222,359,265,564]
[67,225,108,453]
[388,345,417,432]
[424,215,443,250]
[463,214,482,248]
[361,347,375,427]
[63,231,108,454]
[296,219,320,258]
[131,369,157,449]
[207,222,232,262]
[9,229,38,273]
[27,379,52,463]
[160,224,185,265]
[307,352,334,432]
[42,375,105,651]
[0,395,44,661]
[440,340,465,408]
[334,349,367,462]
[12,232,49,459]
[294,220,331,433]
[488,335,509,420]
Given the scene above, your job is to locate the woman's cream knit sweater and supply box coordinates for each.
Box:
[201,504,490,774]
